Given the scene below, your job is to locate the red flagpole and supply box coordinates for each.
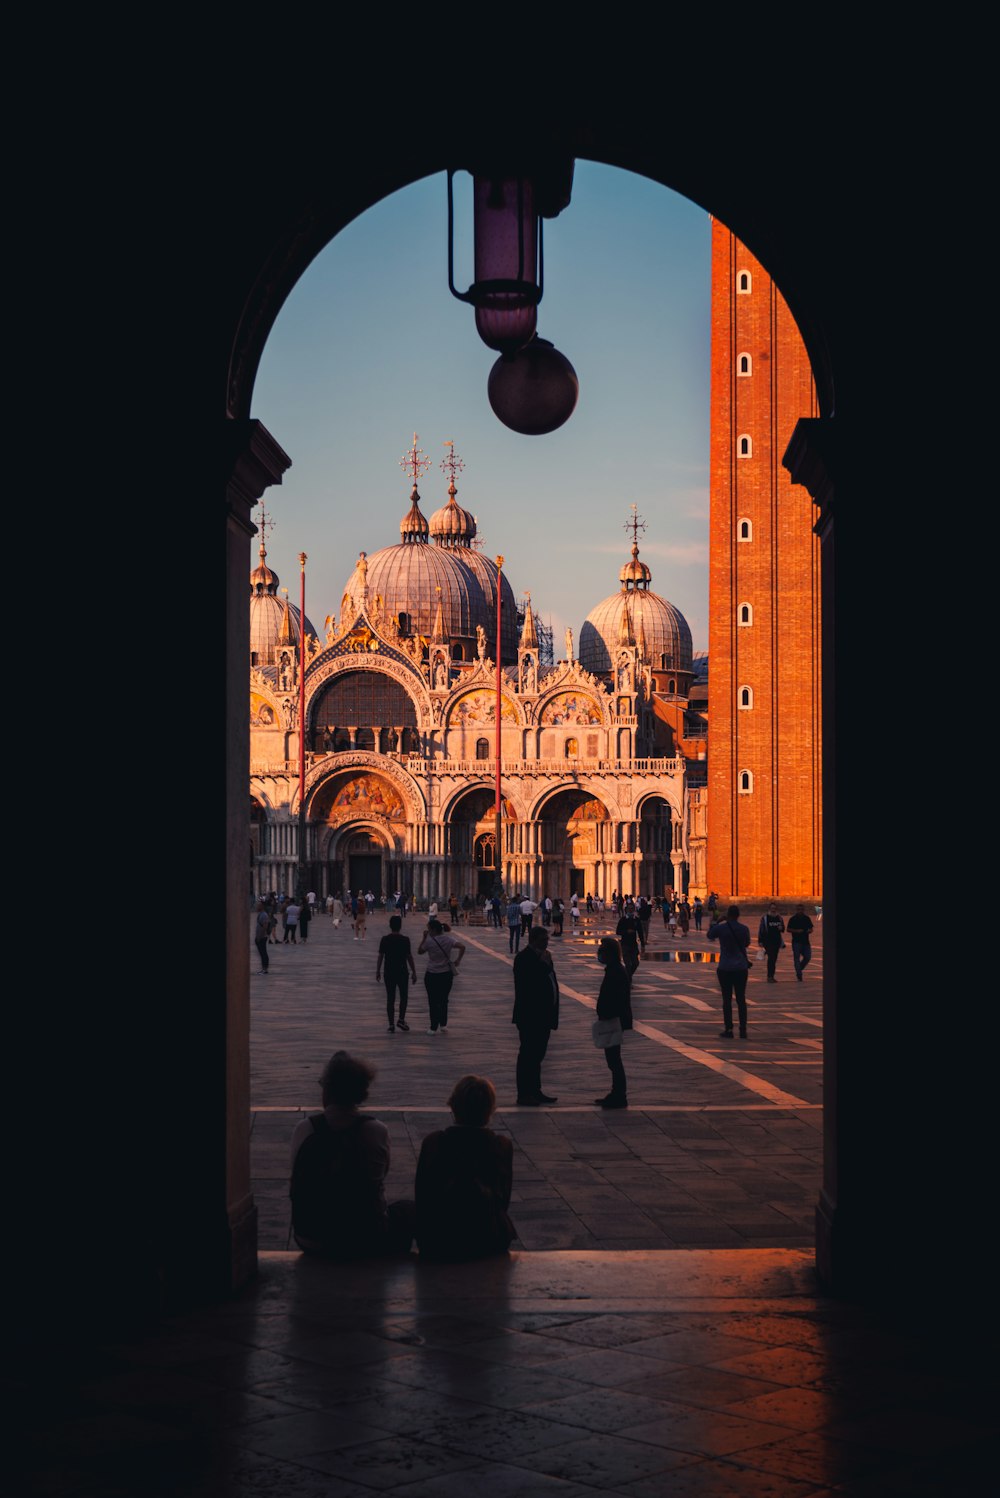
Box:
[495,556,504,892]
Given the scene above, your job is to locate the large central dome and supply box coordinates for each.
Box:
[579,540,693,676]
[339,478,518,662]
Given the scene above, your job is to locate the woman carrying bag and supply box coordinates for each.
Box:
[592,936,633,1109]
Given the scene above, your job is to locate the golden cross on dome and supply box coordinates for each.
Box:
[441,439,465,485]
[399,433,432,486]
[256,503,275,550]
[624,504,647,548]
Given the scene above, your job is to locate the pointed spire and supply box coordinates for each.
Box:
[637,611,648,660]
[432,586,446,643]
[278,588,297,646]
[520,592,539,649]
[618,596,634,646]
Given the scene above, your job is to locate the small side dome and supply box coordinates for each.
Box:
[619,542,651,590]
[430,479,477,547]
[250,543,279,596]
[400,485,430,542]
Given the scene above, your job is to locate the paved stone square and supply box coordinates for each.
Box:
[252,907,823,1252]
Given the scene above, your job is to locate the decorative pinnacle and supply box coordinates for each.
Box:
[399,433,432,487]
[440,439,465,487]
[625,504,647,550]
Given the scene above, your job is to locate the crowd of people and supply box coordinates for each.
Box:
[261,888,815,1263]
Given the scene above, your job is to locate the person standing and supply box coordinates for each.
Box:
[552,897,564,937]
[519,893,536,937]
[418,918,465,1033]
[254,905,270,973]
[448,893,459,927]
[786,904,814,980]
[490,891,501,929]
[283,898,301,943]
[758,902,786,982]
[331,893,343,929]
[593,937,632,1109]
[353,899,367,942]
[570,892,580,928]
[506,893,523,954]
[615,906,645,978]
[512,927,560,1105]
[542,894,552,927]
[637,895,652,947]
[708,904,752,1038]
[693,895,704,931]
[376,914,416,1031]
[678,899,691,937]
[298,896,311,943]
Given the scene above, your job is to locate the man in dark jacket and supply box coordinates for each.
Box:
[512,927,560,1105]
[758,902,786,982]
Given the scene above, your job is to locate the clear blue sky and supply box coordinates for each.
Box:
[251,162,711,654]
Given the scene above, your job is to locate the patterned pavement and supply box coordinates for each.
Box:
[251,907,823,1252]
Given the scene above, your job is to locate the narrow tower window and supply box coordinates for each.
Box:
[738,602,753,626]
[737,270,752,293]
[475,738,489,760]
[739,685,753,710]
[739,769,754,794]
[738,518,752,542]
[738,353,752,376]
[738,434,752,457]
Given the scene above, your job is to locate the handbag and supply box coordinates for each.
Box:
[592,1017,623,1048]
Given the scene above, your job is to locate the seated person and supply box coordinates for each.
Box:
[415,1075,516,1261]
[290,1050,414,1259]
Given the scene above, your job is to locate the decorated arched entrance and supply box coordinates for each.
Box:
[311,768,411,899]
[536,788,611,903]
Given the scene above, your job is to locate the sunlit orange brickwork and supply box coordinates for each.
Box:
[707,221,822,901]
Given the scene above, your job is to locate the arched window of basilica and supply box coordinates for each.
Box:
[312,669,418,749]
[738,602,753,626]
[475,737,489,760]
[738,352,752,376]
[738,518,752,542]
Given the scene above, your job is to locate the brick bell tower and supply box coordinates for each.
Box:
[707,221,822,901]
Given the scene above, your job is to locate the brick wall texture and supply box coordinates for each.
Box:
[707,221,822,901]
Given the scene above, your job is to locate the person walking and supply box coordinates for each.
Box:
[283,898,301,943]
[512,927,560,1105]
[708,904,752,1038]
[254,904,270,972]
[593,937,632,1109]
[353,898,368,942]
[758,902,786,982]
[693,895,704,931]
[678,899,690,937]
[418,918,466,1033]
[786,903,814,980]
[448,893,459,927]
[569,892,580,929]
[519,893,536,937]
[376,914,416,1031]
[552,897,564,937]
[298,896,311,942]
[506,893,523,954]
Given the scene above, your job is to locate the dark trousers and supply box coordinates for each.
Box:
[718,969,749,1033]
[424,969,453,1030]
[283,923,297,943]
[385,973,409,1024]
[792,940,811,978]
[255,936,269,971]
[603,1044,627,1100]
[521,913,532,935]
[508,923,521,953]
[764,941,781,979]
[516,1024,551,1100]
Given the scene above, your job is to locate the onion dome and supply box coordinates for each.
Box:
[579,538,693,677]
[430,479,477,547]
[400,485,430,542]
[620,542,652,590]
[249,544,318,666]
[250,541,279,596]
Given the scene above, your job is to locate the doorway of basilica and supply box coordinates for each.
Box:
[538,788,610,903]
[345,833,382,897]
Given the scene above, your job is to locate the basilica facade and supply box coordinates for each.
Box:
[249,450,706,905]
